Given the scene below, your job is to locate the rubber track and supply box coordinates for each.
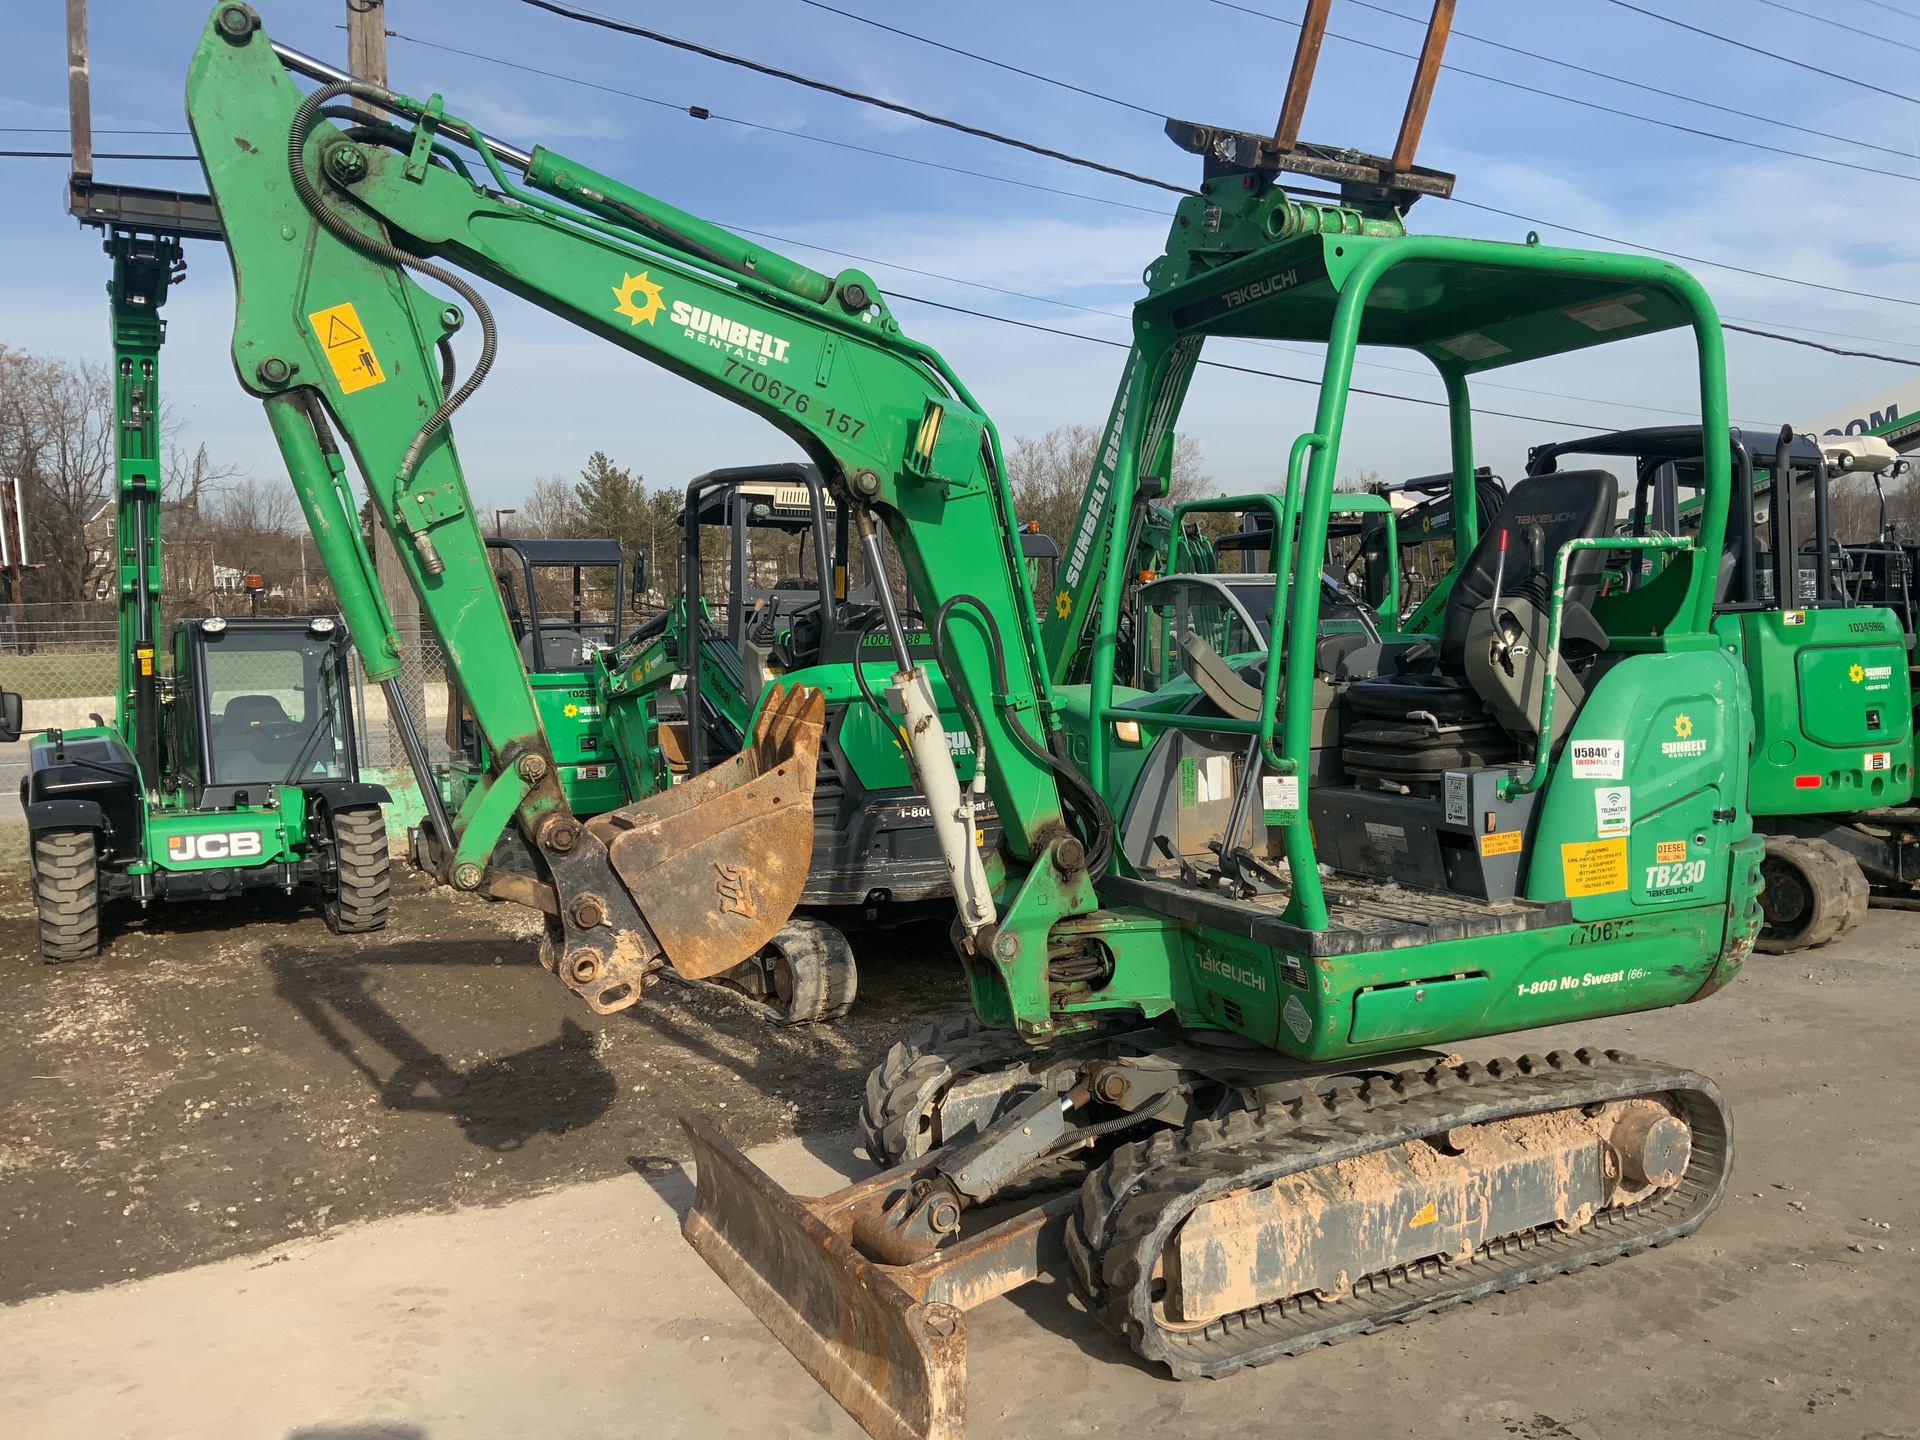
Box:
[32,829,100,962]
[1065,1047,1731,1379]
[326,807,391,934]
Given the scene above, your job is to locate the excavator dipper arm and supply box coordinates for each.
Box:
[185,9,1086,1015]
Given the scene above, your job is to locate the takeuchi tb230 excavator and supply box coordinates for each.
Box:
[185,5,1758,1437]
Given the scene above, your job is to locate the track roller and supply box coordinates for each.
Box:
[1757,834,1867,953]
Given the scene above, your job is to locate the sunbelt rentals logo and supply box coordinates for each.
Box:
[1661,713,1707,759]
[611,272,794,367]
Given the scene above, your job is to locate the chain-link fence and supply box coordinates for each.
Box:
[0,621,456,867]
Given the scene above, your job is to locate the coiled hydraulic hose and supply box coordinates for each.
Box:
[287,80,497,484]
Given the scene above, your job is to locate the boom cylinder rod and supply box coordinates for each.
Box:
[381,675,456,856]
[855,509,915,671]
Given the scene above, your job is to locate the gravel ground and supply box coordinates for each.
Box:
[0,869,969,1305]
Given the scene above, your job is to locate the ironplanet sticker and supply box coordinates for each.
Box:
[1569,739,1624,780]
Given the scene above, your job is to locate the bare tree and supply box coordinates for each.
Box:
[519,473,583,537]
[1007,424,1213,553]
[0,345,115,602]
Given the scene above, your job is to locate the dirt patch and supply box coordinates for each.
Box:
[0,869,968,1304]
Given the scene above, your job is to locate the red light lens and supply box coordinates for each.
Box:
[1793,775,1822,789]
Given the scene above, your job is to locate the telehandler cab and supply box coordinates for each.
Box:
[182,5,1757,1436]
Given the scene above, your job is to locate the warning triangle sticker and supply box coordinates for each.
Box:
[322,313,363,348]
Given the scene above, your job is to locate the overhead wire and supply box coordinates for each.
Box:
[433,17,1920,359]
[1750,0,1920,53]
[1,150,198,160]
[791,0,1163,118]
[1596,0,1920,108]
[1341,0,1920,164]
[1206,0,1920,185]
[387,30,1169,215]
[513,0,1195,195]
[886,290,1629,431]
[1723,323,1920,366]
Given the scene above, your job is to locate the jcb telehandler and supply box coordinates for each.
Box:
[184,6,1757,1437]
[3,227,390,959]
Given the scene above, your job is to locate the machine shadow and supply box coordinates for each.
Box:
[265,939,618,1151]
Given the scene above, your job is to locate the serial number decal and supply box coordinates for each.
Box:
[719,358,870,440]
[1569,919,1635,946]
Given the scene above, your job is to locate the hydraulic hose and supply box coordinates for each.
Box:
[287,79,497,484]
[931,595,1114,877]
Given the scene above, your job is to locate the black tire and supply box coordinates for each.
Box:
[1757,835,1854,953]
[759,917,858,1025]
[31,828,101,962]
[1804,837,1868,942]
[860,1014,1004,1168]
[322,806,391,935]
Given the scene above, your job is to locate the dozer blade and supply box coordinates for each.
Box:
[683,1116,1075,1440]
[589,684,825,981]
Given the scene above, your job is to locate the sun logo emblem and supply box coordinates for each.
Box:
[1673,714,1694,739]
[612,271,665,327]
[563,703,580,718]
[1849,663,1865,683]
[1055,590,1072,619]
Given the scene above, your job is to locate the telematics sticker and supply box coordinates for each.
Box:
[1569,740,1624,780]
[1595,786,1631,839]
[306,302,386,393]
[1561,839,1628,896]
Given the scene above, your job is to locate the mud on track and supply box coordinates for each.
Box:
[0,871,969,1304]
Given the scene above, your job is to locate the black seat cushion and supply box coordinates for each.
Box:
[1438,468,1619,674]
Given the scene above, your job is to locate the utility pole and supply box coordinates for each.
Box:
[345,0,426,764]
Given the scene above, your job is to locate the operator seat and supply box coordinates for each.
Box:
[1343,469,1619,792]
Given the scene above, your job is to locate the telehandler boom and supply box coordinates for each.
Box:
[185,7,1757,1438]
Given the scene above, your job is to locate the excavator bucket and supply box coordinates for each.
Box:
[681,1115,1073,1440]
[588,683,826,980]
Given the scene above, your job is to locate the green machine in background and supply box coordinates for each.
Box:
[1530,425,1913,949]
[3,226,391,960]
[184,6,1760,1431]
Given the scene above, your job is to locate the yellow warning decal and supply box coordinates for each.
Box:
[1561,839,1628,897]
[307,302,386,393]
[1655,840,1687,864]
[1408,1201,1438,1228]
[1479,830,1523,857]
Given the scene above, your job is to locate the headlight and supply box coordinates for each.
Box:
[203,616,228,634]
[309,617,337,634]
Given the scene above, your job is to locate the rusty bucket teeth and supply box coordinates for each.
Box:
[599,685,826,981]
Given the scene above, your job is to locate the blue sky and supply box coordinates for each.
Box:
[5,0,1920,509]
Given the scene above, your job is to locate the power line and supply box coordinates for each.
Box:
[1723,323,1920,367]
[724,219,1712,418]
[1855,0,1920,21]
[887,290,1621,430]
[0,126,190,135]
[1597,0,1920,109]
[1207,0,1920,186]
[392,20,1920,345]
[514,0,1195,195]
[388,30,1169,215]
[1343,0,1920,165]
[0,151,198,160]
[791,0,1162,117]
[1443,196,1920,310]
[1723,312,1920,354]
[1751,0,1920,53]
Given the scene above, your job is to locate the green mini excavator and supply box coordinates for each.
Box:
[182,4,1758,1436]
